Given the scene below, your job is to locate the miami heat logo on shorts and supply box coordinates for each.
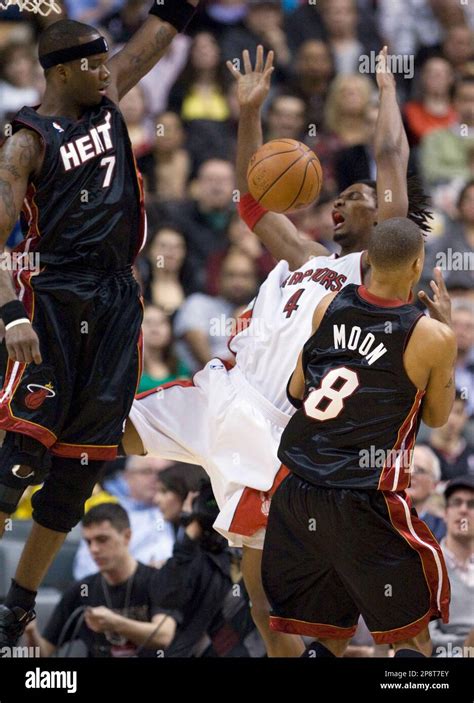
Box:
[24,383,56,410]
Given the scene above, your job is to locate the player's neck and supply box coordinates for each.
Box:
[102,556,137,586]
[37,89,84,121]
[366,277,412,304]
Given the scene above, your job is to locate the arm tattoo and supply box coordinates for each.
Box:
[445,377,453,388]
[0,178,17,232]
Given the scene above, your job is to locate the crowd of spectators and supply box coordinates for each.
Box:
[0,0,473,657]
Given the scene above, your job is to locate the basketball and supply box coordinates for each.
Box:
[247,139,323,214]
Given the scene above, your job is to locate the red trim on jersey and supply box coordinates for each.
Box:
[374,492,450,643]
[378,389,425,491]
[270,616,357,640]
[51,442,118,460]
[135,378,195,401]
[358,285,408,307]
[131,154,147,260]
[228,308,253,356]
[228,464,290,537]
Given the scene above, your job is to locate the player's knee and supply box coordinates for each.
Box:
[121,419,145,456]
[32,458,105,533]
[0,434,50,514]
[318,637,351,657]
[395,627,432,657]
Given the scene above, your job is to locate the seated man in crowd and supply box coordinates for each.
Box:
[430,476,474,657]
[25,504,178,657]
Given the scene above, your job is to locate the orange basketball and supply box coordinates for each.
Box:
[247,139,323,214]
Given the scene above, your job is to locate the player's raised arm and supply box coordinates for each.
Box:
[227,47,329,270]
[374,46,409,221]
[107,0,200,102]
[417,269,457,427]
[0,131,43,364]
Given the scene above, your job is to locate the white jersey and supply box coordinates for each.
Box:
[131,250,365,548]
[230,252,365,414]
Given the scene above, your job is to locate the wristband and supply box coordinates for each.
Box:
[149,0,198,33]
[238,192,269,231]
[5,318,31,331]
[0,299,29,326]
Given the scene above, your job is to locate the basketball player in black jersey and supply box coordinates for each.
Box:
[0,2,200,645]
[261,217,457,657]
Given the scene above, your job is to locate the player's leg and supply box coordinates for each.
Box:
[0,457,104,646]
[0,433,52,538]
[122,417,145,456]
[393,627,432,657]
[261,475,359,655]
[337,491,449,655]
[242,544,304,657]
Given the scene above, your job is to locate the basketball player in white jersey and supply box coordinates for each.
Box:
[124,48,433,656]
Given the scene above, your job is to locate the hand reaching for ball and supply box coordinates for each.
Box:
[226,45,274,111]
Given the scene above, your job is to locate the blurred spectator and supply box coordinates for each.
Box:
[264,93,306,142]
[452,301,474,417]
[429,390,474,481]
[285,0,379,57]
[100,0,148,43]
[319,0,379,75]
[197,0,247,41]
[206,213,275,296]
[138,305,190,394]
[162,158,236,289]
[25,503,177,657]
[306,73,375,193]
[119,84,155,191]
[74,456,176,579]
[153,111,191,200]
[378,0,474,58]
[184,79,240,176]
[404,57,457,147]
[142,225,198,314]
[65,0,124,24]
[407,445,446,541]
[0,41,41,130]
[440,25,474,77]
[420,75,474,186]
[168,32,230,123]
[430,476,474,657]
[220,0,291,74]
[139,34,192,117]
[335,98,379,191]
[286,39,335,128]
[423,180,474,291]
[153,464,192,534]
[174,250,258,372]
[153,476,263,657]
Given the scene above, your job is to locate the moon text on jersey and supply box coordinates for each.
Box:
[333,324,387,365]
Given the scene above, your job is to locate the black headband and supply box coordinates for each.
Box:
[39,36,109,70]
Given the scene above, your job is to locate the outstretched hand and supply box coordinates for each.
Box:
[226,45,274,110]
[376,46,396,91]
[418,267,452,327]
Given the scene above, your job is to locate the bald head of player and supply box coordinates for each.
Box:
[38,20,110,109]
[366,217,425,300]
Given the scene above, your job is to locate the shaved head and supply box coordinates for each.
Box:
[368,218,424,271]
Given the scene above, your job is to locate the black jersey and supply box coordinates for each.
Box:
[11,97,146,270]
[278,284,425,491]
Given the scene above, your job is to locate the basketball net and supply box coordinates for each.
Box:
[0,0,62,16]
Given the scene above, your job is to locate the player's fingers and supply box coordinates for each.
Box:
[263,66,275,85]
[12,344,26,364]
[429,279,440,297]
[226,60,241,79]
[255,44,264,73]
[417,291,435,311]
[264,49,275,73]
[434,266,448,293]
[243,49,252,74]
[31,340,42,365]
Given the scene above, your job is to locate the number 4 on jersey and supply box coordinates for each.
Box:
[283,289,305,318]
